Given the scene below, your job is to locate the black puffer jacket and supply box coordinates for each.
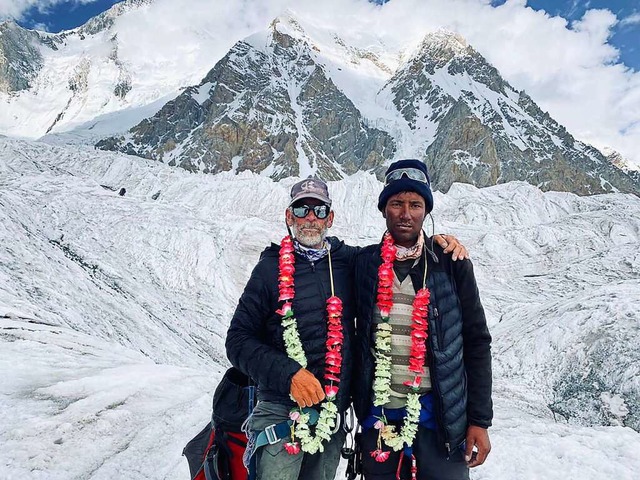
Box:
[226,237,357,413]
[353,241,493,451]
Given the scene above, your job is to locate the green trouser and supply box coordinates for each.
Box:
[251,401,346,480]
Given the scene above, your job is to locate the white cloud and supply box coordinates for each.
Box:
[0,0,98,20]
[2,0,639,168]
[291,0,640,168]
[30,20,48,30]
[619,13,640,27]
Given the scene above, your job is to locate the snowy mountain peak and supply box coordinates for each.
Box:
[269,10,306,38]
[602,147,631,169]
[2,3,640,196]
[418,29,471,61]
[67,0,154,36]
[96,15,395,180]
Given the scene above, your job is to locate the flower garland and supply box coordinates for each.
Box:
[277,235,344,455]
[371,232,430,458]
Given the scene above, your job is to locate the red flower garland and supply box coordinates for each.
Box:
[277,236,296,305]
[377,234,396,319]
[324,296,343,398]
[277,235,344,453]
[372,232,431,457]
[278,236,344,396]
[376,232,430,384]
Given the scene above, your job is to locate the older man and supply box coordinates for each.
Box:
[226,176,468,480]
[353,160,493,480]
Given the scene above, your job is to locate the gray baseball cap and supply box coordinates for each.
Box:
[289,177,332,207]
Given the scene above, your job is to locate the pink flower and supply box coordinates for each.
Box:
[327,296,343,307]
[378,264,393,278]
[280,236,294,250]
[411,331,427,342]
[289,410,301,422]
[284,442,301,455]
[327,330,344,340]
[370,449,390,462]
[324,373,340,382]
[278,287,295,301]
[325,351,342,365]
[409,359,425,373]
[324,384,339,399]
[374,420,385,430]
[327,303,342,317]
[403,376,422,389]
[279,253,294,264]
[276,302,293,317]
[280,263,295,275]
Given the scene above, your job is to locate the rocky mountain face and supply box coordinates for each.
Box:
[384,31,639,195]
[97,18,395,180]
[97,21,640,194]
[2,4,638,195]
[0,21,44,93]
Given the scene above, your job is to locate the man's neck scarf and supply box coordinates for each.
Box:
[293,238,330,262]
[394,230,424,262]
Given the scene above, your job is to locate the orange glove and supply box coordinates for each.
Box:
[290,368,325,408]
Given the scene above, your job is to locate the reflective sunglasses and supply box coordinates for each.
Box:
[384,167,429,186]
[291,204,330,219]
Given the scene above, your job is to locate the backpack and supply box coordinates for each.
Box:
[183,367,255,480]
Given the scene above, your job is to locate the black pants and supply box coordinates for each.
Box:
[360,426,469,480]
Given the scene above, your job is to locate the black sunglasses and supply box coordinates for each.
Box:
[291,204,330,219]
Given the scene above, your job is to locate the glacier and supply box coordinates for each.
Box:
[1,137,639,479]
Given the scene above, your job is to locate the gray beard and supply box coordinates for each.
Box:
[291,223,328,249]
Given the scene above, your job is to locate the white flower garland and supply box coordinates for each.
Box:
[372,233,431,453]
[372,323,393,406]
[278,235,343,455]
[282,315,307,368]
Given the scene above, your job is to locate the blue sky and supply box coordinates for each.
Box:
[9,0,121,32]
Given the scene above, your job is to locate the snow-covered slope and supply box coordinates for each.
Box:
[1,137,639,478]
[0,0,282,138]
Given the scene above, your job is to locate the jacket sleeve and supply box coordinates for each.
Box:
[452,257,493,428]
[225,255,302,396]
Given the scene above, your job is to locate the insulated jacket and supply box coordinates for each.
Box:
[226,237,357,413]
[353,240,493,452]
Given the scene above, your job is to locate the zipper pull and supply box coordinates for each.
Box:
[310,261,315,272]
[433,307,439,317]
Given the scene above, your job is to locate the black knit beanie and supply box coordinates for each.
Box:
[377,159,434,213]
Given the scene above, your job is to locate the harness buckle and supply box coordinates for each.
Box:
[264,424,280,445]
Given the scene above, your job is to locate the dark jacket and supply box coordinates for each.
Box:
[353,240,493,451]
[225,236,357,413]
